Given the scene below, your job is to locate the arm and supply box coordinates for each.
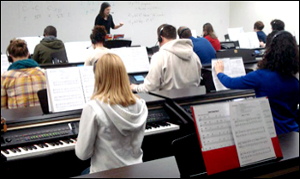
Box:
[214,60,260,89]
[1,76,8,109]
[132,53,163,93]
[32,45,41,64]
[114,23,124,29]
[75,104,98,161]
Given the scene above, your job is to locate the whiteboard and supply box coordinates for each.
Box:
[1,1,230,53]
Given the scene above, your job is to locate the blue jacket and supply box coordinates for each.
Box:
[257,31,267,43]
[190,37,216,65]
[217,69,299,135]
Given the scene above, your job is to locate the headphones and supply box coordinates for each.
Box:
[271,30,289,45]
[179,28,189,38]
[7,53,13,63]
[158,26,165,43]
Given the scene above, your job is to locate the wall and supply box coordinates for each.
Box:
[1,1,230,53]
[229,1,299,41]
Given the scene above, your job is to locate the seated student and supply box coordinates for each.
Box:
[214,31,299,135]
[76,53,148,174]
[254,21,267,44]
[270,19,285,31]
[130,24,202,93]
[202,23,221,51]
[178,26,216,65]
[84,25,110,66]
[1,39,46,109]
[32,25,67,64]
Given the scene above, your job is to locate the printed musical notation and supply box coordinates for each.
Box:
[193,102,235,152]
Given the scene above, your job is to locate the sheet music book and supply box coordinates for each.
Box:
[1,55,10,75]
[110,46,150,73]
[64,41,93,63]
[228,27,244,41]
[45,66,94,113]
[238,32,260,49]
[211,58,246,91]
[191,97,283,175]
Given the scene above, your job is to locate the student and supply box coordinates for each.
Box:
[76,53,148,174]
[214,31,299,135]
[270,19,285,31]
[84,25,110,66]
[203,23,221,51]
[130,24,202,93]
[178,26,216,65]
[254,21,267,44]
[32,26,67,64]
[95,2,124,34]
[1,39,46,109]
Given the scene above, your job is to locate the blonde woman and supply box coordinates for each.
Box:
[75,53,148,175]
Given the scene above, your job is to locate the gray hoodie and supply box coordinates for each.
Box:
[134,39,202,93]
[75,98,148,174]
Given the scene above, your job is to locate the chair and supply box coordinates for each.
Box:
[50,50,68,64]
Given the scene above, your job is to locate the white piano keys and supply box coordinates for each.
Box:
[145,122,180,136]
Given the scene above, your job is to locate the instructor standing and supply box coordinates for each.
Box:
[95,2,124,34]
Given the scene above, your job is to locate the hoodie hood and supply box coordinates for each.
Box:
[160,39,194,61]
[97,99,148,136]
[41,36,65,49]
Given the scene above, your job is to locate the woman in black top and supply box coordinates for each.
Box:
[95,2,123,34]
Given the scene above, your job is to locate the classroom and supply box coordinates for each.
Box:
[1,1,299,178]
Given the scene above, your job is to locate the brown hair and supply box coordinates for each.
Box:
[44,26,57,37]
[254,21,265,31]
[90,25,107,44]
[203,23,217,39]
[157,24,177,40]
[177,27,192,39]
[6,39,29,58]
[92,53,137,107]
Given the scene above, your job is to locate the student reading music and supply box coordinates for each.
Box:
[76,53,148,174]
[32,26,67,64]
[1,39,46,109]
[203,23,221,51]
[214,31,299,135]
[95,2,124,34]
[84,25,110,66]
[254,21,267,44]
[130,24,202,93]
[178,26,216,65]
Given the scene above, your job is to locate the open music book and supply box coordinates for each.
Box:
[211,57,246,91]
[45,66,94,113]
[191,97,283,175]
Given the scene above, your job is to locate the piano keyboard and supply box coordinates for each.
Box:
[2,122,179,162]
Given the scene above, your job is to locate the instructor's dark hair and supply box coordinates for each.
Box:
[258,31,299,76]
[99,2,111,18]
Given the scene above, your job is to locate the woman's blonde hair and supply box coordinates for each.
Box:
[91,53,137,107]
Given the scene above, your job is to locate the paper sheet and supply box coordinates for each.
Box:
[17,36,43,54]
[230,99,276,167]
[65,41,93,63]
[45,67,86,112]
[1,55,10,75]
[110,47,150,73]
[212,58,246,91]
[79,66,95,103]
[193,102,235,152]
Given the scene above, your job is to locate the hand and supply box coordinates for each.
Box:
[259,41,265,48]
[130,84,136,91]
[214,60,224,75]
[119,22,124,26]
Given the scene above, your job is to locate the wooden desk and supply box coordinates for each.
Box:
[76,132,299,178]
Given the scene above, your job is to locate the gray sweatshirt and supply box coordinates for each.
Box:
[75,98,148,174]
[134,39,202,93]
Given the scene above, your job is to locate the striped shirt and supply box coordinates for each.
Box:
[1,67,46,109]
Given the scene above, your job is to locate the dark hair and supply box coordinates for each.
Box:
[99,2,111,18]
[271,19,285,31]
[157,24,177,40]
[90,25,107,44]
[254,21,265,31]
[177,27,192,39]
[7,39,29,58]
[44,26,57,37]
[203,23,217,39]
[265,30,279,48]
[258,31,299,76]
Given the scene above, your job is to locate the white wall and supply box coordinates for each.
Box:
[1,1,230,53]
[229,1,299,39]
